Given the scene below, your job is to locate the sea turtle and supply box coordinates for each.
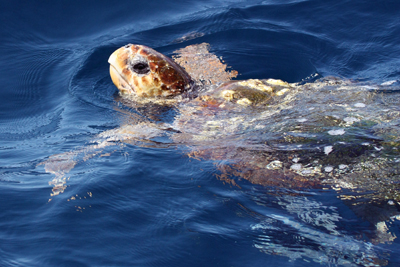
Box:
[109,42,400,228]
[107,43,400,191]
[42,42,400,264]
[45,42,400,205]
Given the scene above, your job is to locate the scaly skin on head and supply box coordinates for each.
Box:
[108,44,193,97]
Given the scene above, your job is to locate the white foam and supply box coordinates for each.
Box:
[344,117,359,123]
[338,164,348,170]
[324,146,333,155]
[290,163,302,171]
[324,166,333,172]
[354,103,366,108]
[328,129,345,135]
[381,80,397,86]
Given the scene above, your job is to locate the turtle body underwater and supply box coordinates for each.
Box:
[44,43,400,266]
[107,43,400,197]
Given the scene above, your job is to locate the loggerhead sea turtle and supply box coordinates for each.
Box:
[107,43,400,189]
[45,42,400,208]
[108,41,400,231]
[43,43,400,264]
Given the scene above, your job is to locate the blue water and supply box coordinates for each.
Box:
[1,0,400,266]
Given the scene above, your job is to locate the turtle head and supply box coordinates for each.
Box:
[108,44,193,97]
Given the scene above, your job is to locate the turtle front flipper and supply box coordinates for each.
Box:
[40,121,167,197]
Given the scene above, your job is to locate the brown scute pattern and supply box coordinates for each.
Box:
[159,66,178,84]
[133,77,139,88]
[153,77,160,87]
[130,45,140,53]
[149,62,158,72]
[122,67,131,76]
[121,54,129,65]
[140,76,149,87]
[138,47,151,57]
[171,81,184,91]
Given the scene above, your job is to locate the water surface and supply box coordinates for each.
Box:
[1,0,400,266]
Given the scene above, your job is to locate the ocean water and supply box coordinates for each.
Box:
[1,0,400,266]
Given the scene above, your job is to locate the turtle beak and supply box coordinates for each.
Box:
[108,48,135,95]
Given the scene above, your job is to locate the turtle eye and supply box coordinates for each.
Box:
[130,56,151,76]
[132,62,150,74]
